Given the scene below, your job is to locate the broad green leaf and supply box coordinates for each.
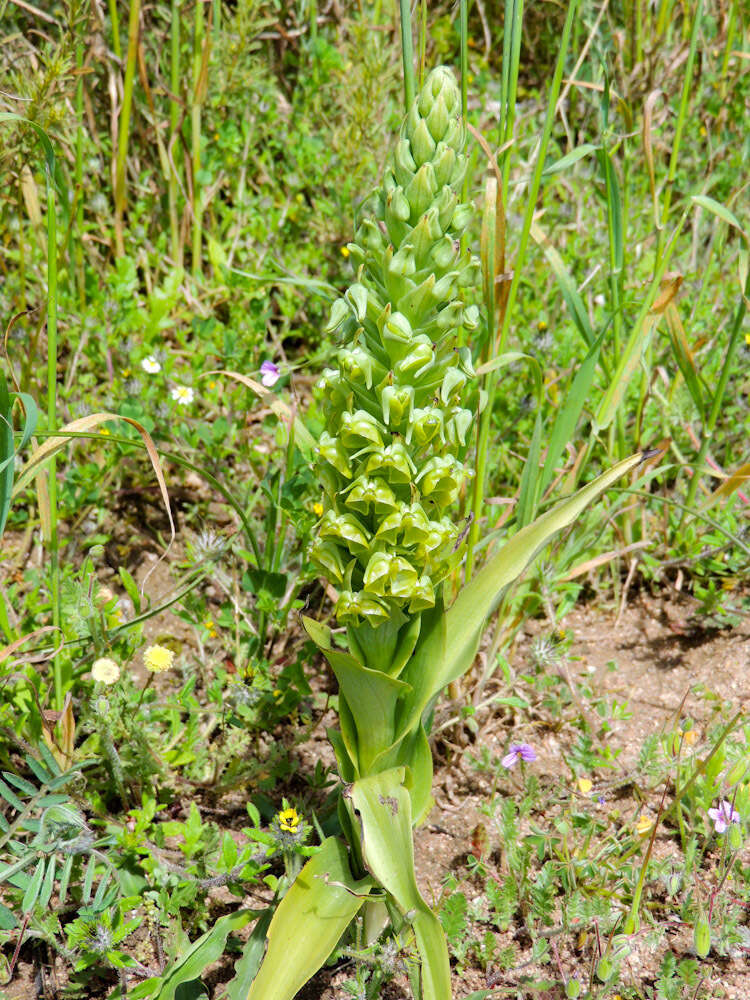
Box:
[0,901,18,930]
[38,854,56,908]
[351,769,451,1000]
[598,147,623,274]
[445,454,644,686]
[304,616,411,773]
[157,910,256,1000]
[394,602,447,747]
[224,909,273,1000]
[246,837,373,1000]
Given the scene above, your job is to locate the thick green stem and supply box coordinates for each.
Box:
[397,0,415,111]
[109,0,122,59]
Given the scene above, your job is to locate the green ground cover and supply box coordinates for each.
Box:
[0,0,748,997]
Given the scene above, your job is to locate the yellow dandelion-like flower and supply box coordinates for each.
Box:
[92,657,120,685]
[636,813,654,836]
[537,319,548,332]
[312,501,324,517]
[744,333,750,346]
[273,688,283,700]
[277,807,301,834]
[340,245,350,258]
[577,777,593,795]
[143,644,175,673]
[100,428,110,436]
[683,729,699,747]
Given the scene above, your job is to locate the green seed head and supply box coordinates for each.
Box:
[694,914,711,958]
[312,67,479,625]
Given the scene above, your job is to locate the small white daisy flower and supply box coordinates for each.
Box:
[91,657,120,685]
[141,356,161,374]
[171,385,194,405]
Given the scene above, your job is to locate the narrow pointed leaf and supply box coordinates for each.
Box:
[539,330,604,496]
[157,909,256,1000]
[445,454,644,684]
[224,909,273,1000]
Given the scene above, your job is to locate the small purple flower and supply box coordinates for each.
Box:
[501,742,537,769]
[708,800,740,834]
[260,361,280,388]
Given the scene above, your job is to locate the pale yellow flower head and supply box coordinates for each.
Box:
[92,657,120,685]
[143,644,175,674]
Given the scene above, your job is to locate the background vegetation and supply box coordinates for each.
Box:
[0,0,748,997]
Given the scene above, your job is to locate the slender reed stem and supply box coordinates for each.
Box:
[500,0,524,201]
[467,0,580,576]
[109,0,122,59]
[114,0,142,257]
[719,0,738,99]
[45,165,61,709]
[397,0,415,111]
[657,0,702,249]
[191,0,205,278]
[75,32,85,307]
[681,263,749,518]
[169,0,182,266]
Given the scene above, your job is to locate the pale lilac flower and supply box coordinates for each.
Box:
[171,385,194,405]
[260,361,280,387]
[708,800,740,834]
[501,742,537,769]
[141,356,161,374]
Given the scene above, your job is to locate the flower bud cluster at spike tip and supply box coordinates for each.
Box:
[311,67,480,626]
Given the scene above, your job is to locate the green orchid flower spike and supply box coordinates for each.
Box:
[246,67,645,1000]
[311,64,480,628]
